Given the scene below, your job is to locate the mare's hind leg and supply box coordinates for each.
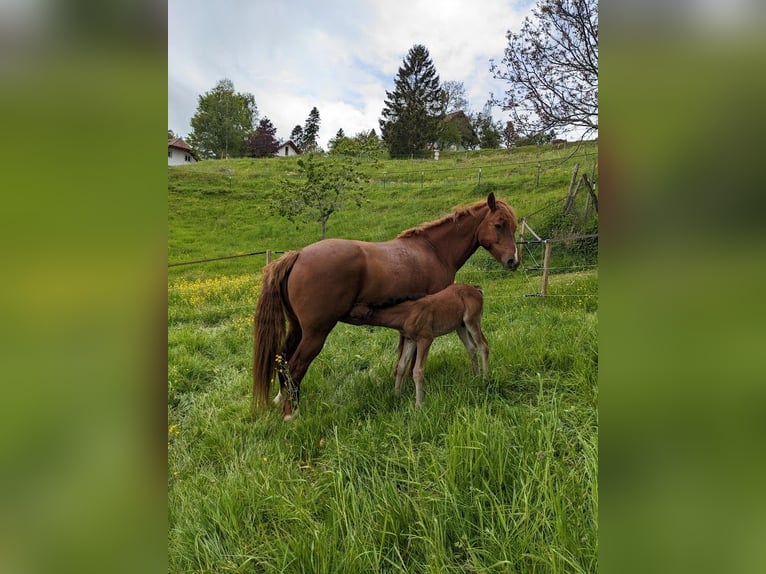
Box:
[456,326,479,374]
[282,326,334,420]
[274,320,302,405]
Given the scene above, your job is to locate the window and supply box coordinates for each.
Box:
[168,150,172,158]
[185,154,191,162]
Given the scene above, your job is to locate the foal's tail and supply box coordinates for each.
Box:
[253,250,300,410]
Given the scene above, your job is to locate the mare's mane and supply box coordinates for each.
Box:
[396,198,517,239]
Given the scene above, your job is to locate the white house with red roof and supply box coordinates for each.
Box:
[274,140,300,157]
[168,137,198,166]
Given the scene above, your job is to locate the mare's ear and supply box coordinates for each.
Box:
[487,192,497,211]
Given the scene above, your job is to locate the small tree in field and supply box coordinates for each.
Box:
[273,154,364,239]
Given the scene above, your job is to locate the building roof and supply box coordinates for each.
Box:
[168,137,192,151]
[276,140,301,154]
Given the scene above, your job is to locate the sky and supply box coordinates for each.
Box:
[168,0,535,149]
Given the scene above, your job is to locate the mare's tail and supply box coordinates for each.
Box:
[253,250,300,410]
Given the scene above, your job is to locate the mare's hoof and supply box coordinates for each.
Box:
[283,408,300,422]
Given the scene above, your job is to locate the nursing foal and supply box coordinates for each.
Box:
[349,284,489,407]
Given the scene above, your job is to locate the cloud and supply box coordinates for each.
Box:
[168,0,531,147]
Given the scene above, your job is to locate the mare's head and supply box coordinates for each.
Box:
[477,192,519,270]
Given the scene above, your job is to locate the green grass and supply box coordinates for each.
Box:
[168,144,598,573]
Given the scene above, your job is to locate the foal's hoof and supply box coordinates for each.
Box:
[273,390,284,405]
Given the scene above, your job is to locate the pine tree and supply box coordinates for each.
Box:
[290,125,304,149]
[380,44,445,158]
[302,107,321,153]
[328,129,347,153]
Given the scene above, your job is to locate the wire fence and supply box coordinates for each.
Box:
[169,147,598,300]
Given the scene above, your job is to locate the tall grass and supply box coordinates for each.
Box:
[168,145,597,572]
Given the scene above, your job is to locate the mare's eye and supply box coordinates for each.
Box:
[494,223,503,230]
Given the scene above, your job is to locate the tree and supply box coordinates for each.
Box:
[439,111,478,151]
[168,129,177,140]
[380,44,445,158]
[188,79,258,159]
[273,155,363,239]
[490,0,598,139]
[474,102,503,149]
[441,81,469,114]
[475,114,503,149]
[329,129,386,159]
[301,107,321,153]
[328,128,348,153]
[502,121,519,148]
[246,117,280,157]
[290,125,304,149]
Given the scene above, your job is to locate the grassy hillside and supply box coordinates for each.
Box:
[168,143,598,573]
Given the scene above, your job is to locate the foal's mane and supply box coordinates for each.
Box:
[396,198,517,239]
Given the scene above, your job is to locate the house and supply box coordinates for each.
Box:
[168,137,198,166]
[274,140,301,157]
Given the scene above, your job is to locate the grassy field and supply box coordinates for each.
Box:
[168,144,598,573]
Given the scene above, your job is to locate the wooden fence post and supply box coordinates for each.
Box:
[518,219,526,265]
[541,240,552,297]
[266,250,272,265]
[581,173,598,213]
[563,163,580,214]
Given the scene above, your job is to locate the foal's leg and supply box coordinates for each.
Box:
[399,334,416,379]
[456,326,479,374]
[395,339,416,398]
[464,321,489,376]
[413,338,433,407]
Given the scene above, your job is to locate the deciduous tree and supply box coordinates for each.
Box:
[490,0,598,139]
[246,117,280,157]
[188,79,258,158]
[441,80,469,114]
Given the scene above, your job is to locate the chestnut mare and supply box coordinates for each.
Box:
[348,284,489,407]
[253,192,518,419]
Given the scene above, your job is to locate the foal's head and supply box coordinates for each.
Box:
[477,192,520,270]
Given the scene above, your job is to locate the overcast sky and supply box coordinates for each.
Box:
[168,0,535,149]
